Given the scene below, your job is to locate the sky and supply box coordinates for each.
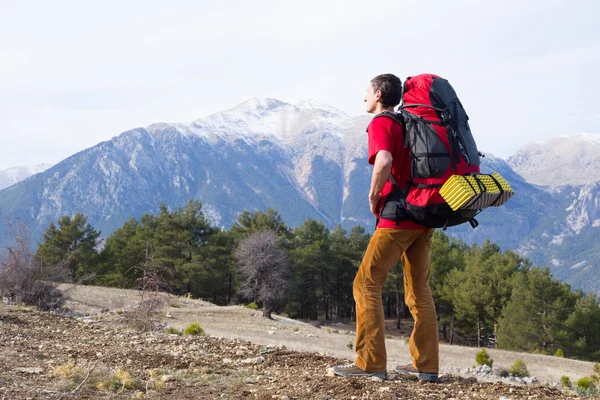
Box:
[1,0,599,169]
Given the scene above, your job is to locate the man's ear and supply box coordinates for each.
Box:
[375,89,382,102]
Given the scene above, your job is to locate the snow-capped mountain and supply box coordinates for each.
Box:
[0,163,52,190]
[0,100,598,294]
[508,133,600,186]
[0,99,372,243]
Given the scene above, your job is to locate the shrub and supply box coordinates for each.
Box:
[292,326,299,332]
[475,348,493,368]
[0,222,68,310]
[184,322,205,336]
[554,348,565,358]
[169,303,181,308]
[112,368,136,391]
[246,302,259,310]
[560,375,572,388]
[577,377,592,391]
[595,363,600,375]
[165,327,181,335]
[347,341,353,350]
[509,359,529,377]
[130,266,168,332]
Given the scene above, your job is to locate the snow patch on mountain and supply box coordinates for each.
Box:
[571,260,587,270]
[0,163,53,190]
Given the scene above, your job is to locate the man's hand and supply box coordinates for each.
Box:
[369,150,393,218]
[369,193,380,217]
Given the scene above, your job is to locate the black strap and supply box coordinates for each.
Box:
[462,175,485,209]
[413,152,448,157]
[373,111,404,125]
[411,182,443,189]
[402,110,444,126]
[488,174,505,206]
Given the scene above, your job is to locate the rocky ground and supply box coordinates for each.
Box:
[0,303,585,400]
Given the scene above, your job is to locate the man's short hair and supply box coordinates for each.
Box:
[371,74,402,108]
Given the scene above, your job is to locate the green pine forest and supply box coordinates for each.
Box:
[34,200,600,362]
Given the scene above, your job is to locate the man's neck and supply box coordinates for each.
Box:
[373,104,395,115]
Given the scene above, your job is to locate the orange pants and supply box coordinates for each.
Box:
[353,228,438,373]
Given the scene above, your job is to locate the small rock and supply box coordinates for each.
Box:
[325,367,335,377]
[222,358,234,364]
[268,331,275,335]
[236,350,245,356]
[370,376,384,382]
[16,367,43,374]
[166,312,173,318]
[378,386,391,392]
[307,334,318,338]
[161,375,175,382]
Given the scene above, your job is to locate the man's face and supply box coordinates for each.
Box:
[364,83,380,114]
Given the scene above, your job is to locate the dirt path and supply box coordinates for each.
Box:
[62,284,596,385]
[1,303,579,399]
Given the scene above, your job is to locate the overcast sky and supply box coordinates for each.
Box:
[1,0,598,169]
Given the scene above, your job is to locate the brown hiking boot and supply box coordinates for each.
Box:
[395,364,438,382]
[332,363,387,379]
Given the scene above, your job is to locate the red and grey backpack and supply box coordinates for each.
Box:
[375,73,482,229]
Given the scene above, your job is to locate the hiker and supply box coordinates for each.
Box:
[332,74,439,382]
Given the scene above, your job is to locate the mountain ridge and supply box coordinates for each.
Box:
[0,99,599,294]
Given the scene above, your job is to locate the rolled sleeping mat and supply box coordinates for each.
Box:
[439,172,514,211]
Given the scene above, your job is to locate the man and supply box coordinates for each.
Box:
[332,74,439,382]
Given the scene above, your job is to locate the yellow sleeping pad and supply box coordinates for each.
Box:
[439,172,514,211]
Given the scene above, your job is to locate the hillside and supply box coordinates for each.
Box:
[0,285,591,399]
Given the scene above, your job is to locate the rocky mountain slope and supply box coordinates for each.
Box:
[507,133,600,186]
[0,100,598,294]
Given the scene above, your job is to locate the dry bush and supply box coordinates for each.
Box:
[0,220,69,310]
[129,261,169,332]
[234,230,289,319]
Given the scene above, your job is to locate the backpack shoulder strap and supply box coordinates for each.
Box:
[372,110,404,125]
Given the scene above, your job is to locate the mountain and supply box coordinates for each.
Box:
[0,100,598,294]
[0,163,52,190]
[507,133,600,186]
[0,99,371,245]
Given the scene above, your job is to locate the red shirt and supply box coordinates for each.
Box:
[367,115,424,230]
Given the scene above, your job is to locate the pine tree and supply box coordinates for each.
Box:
[497,267,576,353]
[289,219,332,319]
[443,241,522,347]
[430,231,468,341]
[36,213,101,282]
[565,292,600,360]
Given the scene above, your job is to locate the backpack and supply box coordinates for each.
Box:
[375,73,483,229]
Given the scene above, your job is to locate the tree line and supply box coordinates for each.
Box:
[32,200,600,362]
